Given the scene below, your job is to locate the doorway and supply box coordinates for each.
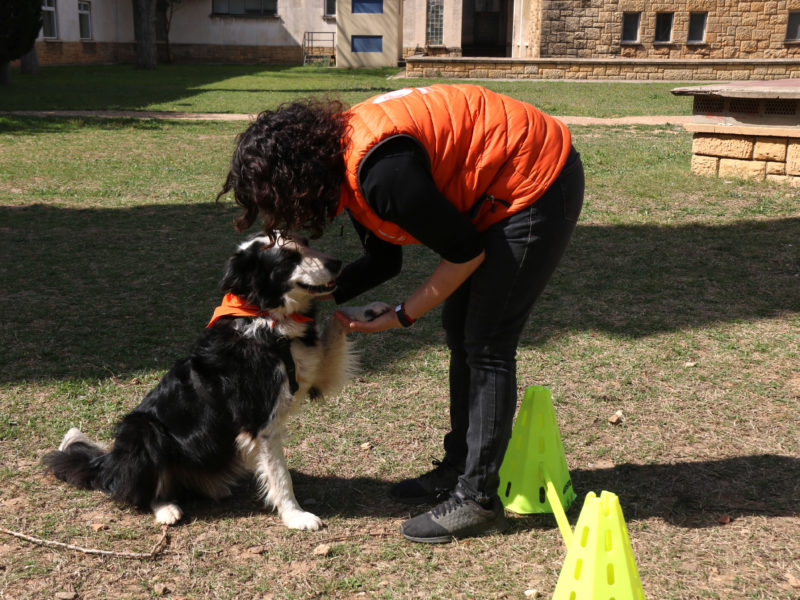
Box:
[461,0,511,57]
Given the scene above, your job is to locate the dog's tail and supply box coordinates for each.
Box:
[44,415,167,509]
[43,428,108,490]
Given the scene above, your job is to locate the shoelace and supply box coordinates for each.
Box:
[431,494,468,519]
[423,459,457,502]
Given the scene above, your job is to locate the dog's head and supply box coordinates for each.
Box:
[220,233,342,315]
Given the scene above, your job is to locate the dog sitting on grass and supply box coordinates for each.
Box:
[44,233,389,531]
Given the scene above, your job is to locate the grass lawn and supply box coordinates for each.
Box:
[0,64,694,117]
[0,70,798,599]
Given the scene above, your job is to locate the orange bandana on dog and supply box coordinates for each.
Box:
[207,293,314,328]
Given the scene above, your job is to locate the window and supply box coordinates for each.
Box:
[426,0,443,45]
[324,0,335,17]
[787,11,800,41]
[621,12,640,43]
[212,0,277,16]
[352,0,382,14]
[654,12,674,43]
[42,0,58,38]
[687,12,707,43]
[352,35,382,52]
[78,1,92,39]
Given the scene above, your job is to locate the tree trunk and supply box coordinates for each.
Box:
[135,0,158,69]
[0,62,10,85]
[20,46,39,74]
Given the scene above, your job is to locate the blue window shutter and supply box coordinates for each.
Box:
[352,35,383,52]
[352,0,383,14]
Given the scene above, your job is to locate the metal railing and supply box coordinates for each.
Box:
[303,31,336,66]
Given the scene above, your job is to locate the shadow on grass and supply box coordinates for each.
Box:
[568,453,800,527]
[2,203,798,383]
[172,454,800,529]
[180,475,410,524]
[0,64,398,113]
[0,115,172,135]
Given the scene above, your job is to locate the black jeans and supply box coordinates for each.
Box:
[441,147,584,503]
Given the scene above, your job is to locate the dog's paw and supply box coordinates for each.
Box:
[152,502,183,525]
[339,301,392,323]
[281,509,324,531]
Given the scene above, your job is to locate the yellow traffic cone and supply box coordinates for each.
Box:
[552,491,646,600]
[498,386,577,517]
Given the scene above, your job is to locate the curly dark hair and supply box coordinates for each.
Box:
[217,99,349,242]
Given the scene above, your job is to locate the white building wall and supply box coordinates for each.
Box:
[442,0,462,48]
[336,0,403,67]
[401,0,465,53]
[402,0,422,51]
[37,0,134,42]
[97,0,136,43]
[36,0,333,47]
[168,0,336,47]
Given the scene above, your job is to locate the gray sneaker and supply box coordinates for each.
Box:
[400,491,509,544]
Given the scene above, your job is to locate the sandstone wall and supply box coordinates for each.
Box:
[690,131,800,186]
[404,56,800,80]
[539,0,800,60]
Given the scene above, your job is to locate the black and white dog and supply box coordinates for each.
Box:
[44,234,388,531]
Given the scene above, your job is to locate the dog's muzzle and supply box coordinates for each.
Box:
[297,280,337,294]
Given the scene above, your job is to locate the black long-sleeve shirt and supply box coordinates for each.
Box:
[334,136,484,303]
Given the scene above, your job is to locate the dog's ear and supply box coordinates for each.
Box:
[250,248,302,309]
[253,254,298,308]
[219,250,254,297]
[220,243,300,310]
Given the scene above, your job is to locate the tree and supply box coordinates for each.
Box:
[134,0,158,69]
[160,0,183,64]
[0,0,43,85]
[21,46,39,75]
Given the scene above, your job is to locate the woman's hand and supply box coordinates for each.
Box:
[333,251,485,335]
[334,308,400,333]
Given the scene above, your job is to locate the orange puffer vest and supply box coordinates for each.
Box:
[338,84,572,245]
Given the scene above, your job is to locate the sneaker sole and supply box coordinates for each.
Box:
[401,520,510,544]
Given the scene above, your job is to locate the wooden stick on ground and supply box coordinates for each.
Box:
[0,525,170,559]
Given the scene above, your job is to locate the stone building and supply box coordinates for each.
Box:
[403,0,800,60]
[27,0,800,75]
[32,0,400,67]
[33,0,338,66]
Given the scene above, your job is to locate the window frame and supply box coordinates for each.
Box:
[211,0,279,18]
[78,0,92,40]
[654,12,674,44]
[323,0,335,17]
[621,11,641,44]
[42,0,58,39]
[786,11,800,42]
[687,11,707,44]
[426,0,444,46]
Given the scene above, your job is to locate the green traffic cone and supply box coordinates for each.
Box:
[552,491,646,600]
[498,386,577,516]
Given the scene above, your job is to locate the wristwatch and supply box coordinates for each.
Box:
[394,302,416,327]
